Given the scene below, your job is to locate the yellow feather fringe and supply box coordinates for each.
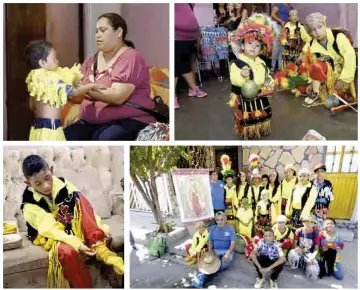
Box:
[26,64,83,108]
[47,242,70,288]
[94,240,125,275]
[234,120,271,140]
[228,93,238,108]
[3,222,17,235]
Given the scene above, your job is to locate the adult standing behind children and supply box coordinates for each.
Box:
[210,170,225,214]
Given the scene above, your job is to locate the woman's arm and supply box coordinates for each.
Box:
[271,5,285,26]
[87,82,136,105]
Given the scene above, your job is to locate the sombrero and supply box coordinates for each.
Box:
[197,251,221,274]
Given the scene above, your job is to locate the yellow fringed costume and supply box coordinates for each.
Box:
[184,228,209,265]
[21,176,124,288]
[224,184,239,231]
[301,28,357,108]
[236,207,253,239]
[26,64,83,141]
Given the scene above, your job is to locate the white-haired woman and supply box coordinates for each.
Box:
[285,168,318,230]
[301,12,356,108]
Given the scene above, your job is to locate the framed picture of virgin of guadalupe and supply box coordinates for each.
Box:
[172,169,214,223]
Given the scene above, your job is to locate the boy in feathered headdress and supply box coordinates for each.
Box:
[25,40,105,141]
[220,155,238,231]
[228,14,276,140]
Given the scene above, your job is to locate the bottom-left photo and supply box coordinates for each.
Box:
[3,146,124,288]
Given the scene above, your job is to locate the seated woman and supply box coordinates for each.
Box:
[301,12,356,108]
[184,221,209,265]
[64,13,156,140]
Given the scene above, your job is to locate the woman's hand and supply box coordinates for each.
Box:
[91,83,107,92]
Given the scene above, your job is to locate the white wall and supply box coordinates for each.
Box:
[83,3,122,56]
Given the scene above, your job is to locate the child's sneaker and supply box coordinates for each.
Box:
[188,87,207,98]
[270,279,278,289]
[175,96,180,109]
[254,278,265,289]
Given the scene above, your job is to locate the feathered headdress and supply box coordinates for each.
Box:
[231,13,280,55]
[220,154,235,179]
[248,154,262,177]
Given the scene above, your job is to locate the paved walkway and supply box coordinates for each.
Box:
[130,242,358,289]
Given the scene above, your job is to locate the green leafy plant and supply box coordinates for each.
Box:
[130,146,188,233]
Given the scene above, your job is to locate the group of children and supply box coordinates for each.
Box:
[184,161,345,288]
[228,10,356,139]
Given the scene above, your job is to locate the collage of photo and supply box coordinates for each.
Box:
[2,1,359,290]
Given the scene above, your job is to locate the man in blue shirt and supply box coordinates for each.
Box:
[271,3,293,72]
[210,171,225,214]
[209,211,236,270]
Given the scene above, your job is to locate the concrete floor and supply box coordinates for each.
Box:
[130,242,358,289]
[175,78,358,140]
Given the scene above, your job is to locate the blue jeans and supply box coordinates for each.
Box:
[214,249,235,270]
[271,40,283,70]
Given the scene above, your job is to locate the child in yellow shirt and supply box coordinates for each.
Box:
[237,197,254,240]
[184,221,209,265]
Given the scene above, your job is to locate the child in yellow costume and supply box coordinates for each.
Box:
[221,155,238,231]
[267,171,281,218]
[184,221,209,265]
[237,197,253,240]
[281,10,311,69]
[301,13,357,108]
[285,168,318,230]
[228,15,275,140]
[25,40,104,141]
[250,173,265,212]
[272,215,294,258]
[236,171,251,205]
[21,154,123,288]
[254,190,277,235]
[279,164,298,215]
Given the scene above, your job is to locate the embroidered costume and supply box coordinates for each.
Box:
[184,229,209,265]
[281,21,311,69]
[285,182,317,230]
[272,224,294,257]
[26,65,82,141]
[228,16,275,139]
[279,176,298,215]
[254,200,273,235]
[301,23,357,109]
[21,176,124,288]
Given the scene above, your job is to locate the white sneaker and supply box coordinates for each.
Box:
[254,278,265,289]
[270,279,278,289]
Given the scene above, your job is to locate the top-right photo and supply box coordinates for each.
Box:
[175,3,358,141]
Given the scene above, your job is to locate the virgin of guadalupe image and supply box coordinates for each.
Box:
[187,179,206,217]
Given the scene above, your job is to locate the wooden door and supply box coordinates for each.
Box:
[5,4,46,140]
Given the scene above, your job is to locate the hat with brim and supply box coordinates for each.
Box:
[302,216,317,224]
[276,215,288,223]
[314,163,326,173]
[197,252,221,274]
[251,173,261,180]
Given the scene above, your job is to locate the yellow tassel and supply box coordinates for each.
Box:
[228,93,238,108]
[281,78,289,89]
[47,242,70,288]
[243,111,249,119]
[94,240,124,275]
[72,203,85,243]
[3,222,17,235]
[326,62,335,95]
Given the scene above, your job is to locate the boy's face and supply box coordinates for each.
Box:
[242,40,262,57]
[39,48,59,71]
[253,177,260,185]
[289,11,298,23]
[310,23,327,41]
[226,176,233,185]
[240,173,247,182]
[196,224,206,234]
[324,219,335,232]
[303,221,314,230]
[269,173,277,183]
[285,168,294,179]
[263,231,275,243]
[25,167,53,196]
[299,172,309,184]
[242,198,249,209]
[315,169,326,180]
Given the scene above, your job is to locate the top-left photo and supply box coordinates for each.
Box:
[3,3,170,141]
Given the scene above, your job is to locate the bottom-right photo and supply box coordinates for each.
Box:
[129,145,358,289]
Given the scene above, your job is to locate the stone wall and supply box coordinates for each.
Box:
[242,146,326,180]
